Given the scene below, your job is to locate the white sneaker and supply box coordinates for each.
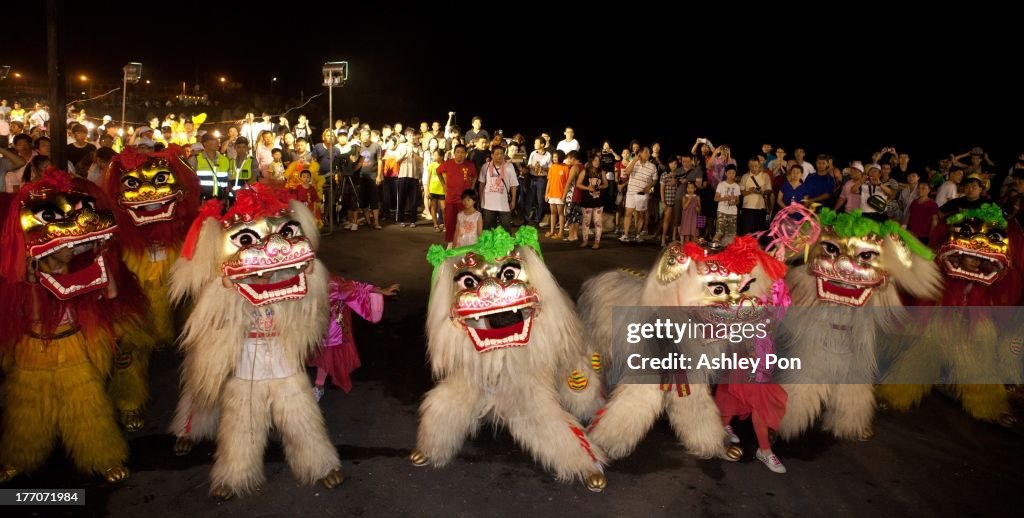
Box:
[348,223,357,231]
[725,425,740,444]
[619,234,631,242]
[313,386,325,402]
[756,449,786,474]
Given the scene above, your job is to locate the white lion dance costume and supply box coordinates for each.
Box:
[411,226,607,492]
[0,170,137,484]
[876,203,1022,425]
[168,185,341,499]
[578,236,786,461]
[103,145,200,431]
[776,209,941,440]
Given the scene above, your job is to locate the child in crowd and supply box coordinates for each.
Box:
[678,181,701,243]
[427,149,445,232]
[310,276,400,401]
[291,170,322,228]
[455,189,482,247]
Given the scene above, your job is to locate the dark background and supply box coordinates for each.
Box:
[7,3,1022,166]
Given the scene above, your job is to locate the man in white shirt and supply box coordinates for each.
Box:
[619,146,659,243]
[1,143,28,193]
[739,158,772,235]
[556,127,580,154]
[935,167,963,207]
[477,145,519,232]
[525,138,552,226]
[714,165,742,244]
[395,131,421,227]
[794,147,816,180]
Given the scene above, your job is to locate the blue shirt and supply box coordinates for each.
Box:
[802,172,836,210]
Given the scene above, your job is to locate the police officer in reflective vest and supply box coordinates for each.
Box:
[228,137,255,197]
[190,132,230,201]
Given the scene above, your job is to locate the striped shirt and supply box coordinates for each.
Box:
[627,160,659,194]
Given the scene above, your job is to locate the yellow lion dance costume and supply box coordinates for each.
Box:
[103,145,200,431]
[0,170,136,484]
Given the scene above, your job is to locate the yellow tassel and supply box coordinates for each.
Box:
[590,352,602,373]
[567,370,588,391]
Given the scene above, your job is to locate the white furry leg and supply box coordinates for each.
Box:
[557,360,605,423]
[416,374,485,467]
[169,389,220,442]
[269,374,341,484]
[209,378,271,496]
[665,385,727,458]
[778,383,830,440]
[586,384,664,460]
[822,384,875,440]
[495,384,605,482]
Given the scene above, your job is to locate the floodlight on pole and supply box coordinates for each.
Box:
[121,62,142,130]
[321,61,348,235]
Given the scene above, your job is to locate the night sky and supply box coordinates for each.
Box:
[9,2,1022,166]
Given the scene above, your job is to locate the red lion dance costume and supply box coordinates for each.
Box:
[0,170,144,484]
[168,185,342,499]
[103,145,200,430]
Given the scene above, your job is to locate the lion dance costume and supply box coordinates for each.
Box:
[103,145,200,430]
[776,209,941,440]
[578,236,786,461]
[877,203,1022,425]
[0,170,139,484]
[411,226,607,492]
[167,185,342,499]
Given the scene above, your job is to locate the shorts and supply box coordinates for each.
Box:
[625,192,648,210]
[547,198,564,205]
[358,175,380,210]
[429,193,445,201]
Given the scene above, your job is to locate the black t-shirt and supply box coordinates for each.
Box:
[465,129,490,144]
[599,150,616,172]
[939,195,986,216]
[67,142,96,169]
[468,149,489,177]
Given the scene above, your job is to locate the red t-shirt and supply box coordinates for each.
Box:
[437,159,478,200]
[907,198,938,238]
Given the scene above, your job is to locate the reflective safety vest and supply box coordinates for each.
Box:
[195,153,231,199]
[229,156,254,192]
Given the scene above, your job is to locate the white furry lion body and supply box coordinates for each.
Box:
[416,245,606,483]
[168,199,340,496]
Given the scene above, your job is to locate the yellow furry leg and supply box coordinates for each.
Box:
[876,384,934,412]
[956,385,1011,422]
[109,346,152,415]
[57,361,128,475]
[0,368,59,473]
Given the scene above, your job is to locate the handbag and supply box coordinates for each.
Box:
[866,184,888,212]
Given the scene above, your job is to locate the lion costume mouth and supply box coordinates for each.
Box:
[455,282,539,353]
[120,191,183,225]
[34,232,113,300]
[222,235,315,306]
[815,277,873,306]
[939,247,1005,285]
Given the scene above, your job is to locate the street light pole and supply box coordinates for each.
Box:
[322,62,348,235]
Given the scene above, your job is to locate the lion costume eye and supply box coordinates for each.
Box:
[822,241,840,256]
[455,272,480,290]
[153,172,169,185]
[278,221,302,239]
[498,262,521,283]
[231,229,262,247]
[122,177,141,190]
[34,204,66,223]
[707,282,728,297]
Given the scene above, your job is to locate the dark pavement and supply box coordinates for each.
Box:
[4,221,1023,517]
